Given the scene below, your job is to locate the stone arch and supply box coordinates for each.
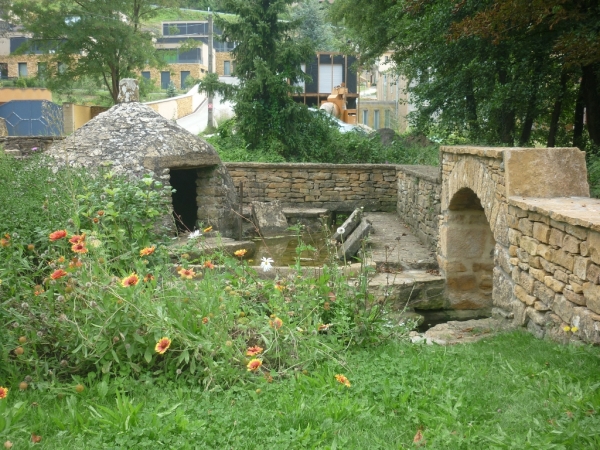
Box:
[440,157,509,314]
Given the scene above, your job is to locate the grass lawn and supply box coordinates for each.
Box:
[3,331,599,449]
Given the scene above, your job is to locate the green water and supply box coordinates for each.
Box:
[249,232,331,267]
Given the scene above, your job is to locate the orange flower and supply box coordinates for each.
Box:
[203,260,215,269]
[50,269,68,280]
[31,434,42,443]
[202,317,209,324]
[246,346,264,356]
[269,317,283,329]
[178,268,195,279]
[203,226,213,233]
[318,324,332,332]
[334,374,351,387]
[0,237,9,247]
[71,243,88,254]
[155,337,171,354]
[97,210,105,216]
[69,233,85,244]
[247,358,262,372]
[140,246,156,257]
[143,273,154,282]
[49,230,67,241]
[121,273,139,287]
[33,285,44,295]
[233,249,247,257]
[69,257,83,269]
[93,218,99,223]
[0,386,7,399]
[57,256,66,263]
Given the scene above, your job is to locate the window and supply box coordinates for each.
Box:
[373,110,380,129]
[362,109,368,125]
[141,71,151,80]
[180,71,190,89]
[223,61,230,76]
[161,71,170,89]
[385,110,391,128]
[37,62,48,79]
[18,62,27,77]
[0,63,7,79]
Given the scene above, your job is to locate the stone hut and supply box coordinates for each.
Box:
[47,83,238,236]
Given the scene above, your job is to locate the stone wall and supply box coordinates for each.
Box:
[225,162,398,212]
[215,52,233,76]
[505,198,600,344]
[396,165,441,250]
[1,136,65,156]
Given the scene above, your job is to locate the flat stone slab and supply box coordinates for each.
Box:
[332,208,362,242]
[509,196,600,232]
[423,318,514,345]
[282,208,329,218]
[368,270,445,310]
[252,201,289,237]
[337,217,371,260]
[363,212,437,270]
[169,236,256,259]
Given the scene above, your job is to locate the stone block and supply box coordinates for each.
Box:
[536,244,553,260]
[331,208,362,242]
[473,262,495,272]
[553,294,576,323]
[532,222,551,243]
[337,218,372,260]
[563,287,586,306]
[527,318,546,338]
[580,240,590,257]
[512,301,528,326]
[565,224,587,240]
[587,230,600,265]
[530,267,547,283]
[533,280,555,305]
[549,228,565,247]
[583,282,600,315]
[507,214,519,228]
[563,235,581,254]
[509,245,518,257]
[495,245,512,274]
[493,267,514,309]
[527,308,548,327]
[520,236,538,256]
[573,308,600,344]
[529,256,542,269]
[251,201,289,237]
[554,269,569,283]
[573,256,591,281]
[518,218,533,236]
[447,274,477,291]
[517,247,530,262]
[534,301,551,311]
[515,285,536,306]
[587,263,600,283]
[539,257,556,274]
[544,275,565,293]
[519,271,535,294]
[550,249,575,272]
[508,228,522,246]
[518,262,530,271]
[509,205,528,218]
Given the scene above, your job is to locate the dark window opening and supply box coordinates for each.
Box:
[170,169,198,232]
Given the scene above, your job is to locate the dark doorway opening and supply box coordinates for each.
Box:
[170,169,198,232]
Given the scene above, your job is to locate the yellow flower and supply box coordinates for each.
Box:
[139,246,156,257]
[571,326,579,332]
[334,374,351,387]
[234,249,247,257]
[0,386,7,399]
[563,326,571,332]
[155,337,172,354]
[121,273,139,287]
[247,358,262,372]
[203,226,213,233]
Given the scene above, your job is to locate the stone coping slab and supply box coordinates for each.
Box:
[441,145,505,159]
[397,165,441,183]
[224,162,399,170]
[282,208,329,218]
[508,196,600,232]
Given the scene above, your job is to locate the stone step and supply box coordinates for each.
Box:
[367,270,445,311]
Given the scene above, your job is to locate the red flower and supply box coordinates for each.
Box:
[140,246,156,257]
[50,269,68,280]
[69,233,85,244]
[49,230,67,241]
[246,346,264,356]
[0,236,9,247]
[247,359,262,372]
[0,386,8,399]
[335,374,351,387]
[121,273,139,287]
[155,337,171,354]
[71,243,88,254]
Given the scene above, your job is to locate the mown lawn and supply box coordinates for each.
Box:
[3,331,599,449]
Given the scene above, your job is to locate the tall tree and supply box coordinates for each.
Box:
[7,0,177,104]
[289,0,338,52]
[200,0,314,154]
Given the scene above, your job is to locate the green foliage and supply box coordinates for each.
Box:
[207,116,440,165]
[8,0,179,104]
[289,0,340,52]
[1,333,600,447]
[166,81,177,98]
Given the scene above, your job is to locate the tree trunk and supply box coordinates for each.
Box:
[582,64,600,147]
[495,64,515,145]
[519,89,537,146]
[547,71,568,147]
[465,78,479,138]
[573,76,585,149]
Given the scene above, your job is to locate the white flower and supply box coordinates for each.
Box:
[336,226,346,235]
[260,257,274,272]
[188,230,202,239]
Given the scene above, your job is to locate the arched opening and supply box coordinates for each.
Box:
[440,187,495,312]
[170,168,198,232]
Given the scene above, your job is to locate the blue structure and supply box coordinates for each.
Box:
[0,100,63,136]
